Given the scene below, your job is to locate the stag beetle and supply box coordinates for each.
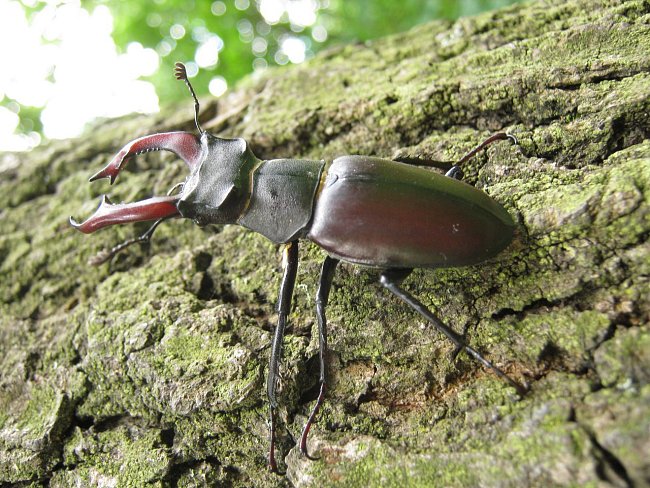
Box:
[71,63,526,472]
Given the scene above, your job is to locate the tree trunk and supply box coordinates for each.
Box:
[1,0,648,486]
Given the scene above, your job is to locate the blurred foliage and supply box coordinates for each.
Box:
[6,0,522,143]
[99,0,522,102]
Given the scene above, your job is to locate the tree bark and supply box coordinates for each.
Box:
[1,0,648,486]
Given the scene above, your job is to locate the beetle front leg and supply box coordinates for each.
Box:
[300,256,339,459]
[267,241,299,473]
[379,269,528,396]
[87,217,167,266]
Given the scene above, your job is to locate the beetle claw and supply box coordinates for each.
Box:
[505,132,518,145]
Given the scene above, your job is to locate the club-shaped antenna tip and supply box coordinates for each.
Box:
[173,61,204,134]
[174,62,188,81]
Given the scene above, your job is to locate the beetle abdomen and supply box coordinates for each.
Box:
[307,156,515,268]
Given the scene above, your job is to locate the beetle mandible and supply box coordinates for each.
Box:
[71,63,527,472]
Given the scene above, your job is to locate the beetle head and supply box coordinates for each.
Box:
[70,63,211,234]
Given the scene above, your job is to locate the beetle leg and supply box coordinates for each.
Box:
[394,132,516,169]
[455,132,516,166]
[300,256,339,459]
[86,217,167,266]
[267,241,299,474]
[70,195,180,234]
[89,132,203,184]
[379,269,528,397]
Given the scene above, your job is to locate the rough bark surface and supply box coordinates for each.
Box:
[1,0,649,486]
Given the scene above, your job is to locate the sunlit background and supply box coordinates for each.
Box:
[0,0,522,152]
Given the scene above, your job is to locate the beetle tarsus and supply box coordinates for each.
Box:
[393,131,517,170]
[505,133,518,145]
[379,270,527,397]
[267,410,285,475]
[449,343,463,362]
[267,241,299,472]
[299,383,325,460]
[268,413,284,475]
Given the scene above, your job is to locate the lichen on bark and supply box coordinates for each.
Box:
[1,0,649,486]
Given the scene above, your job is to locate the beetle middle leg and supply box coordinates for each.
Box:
[267,241,299,473]
[299,255,339,459]
[379,269,527,396]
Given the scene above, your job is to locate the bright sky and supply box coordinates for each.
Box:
[0,0,316,152]
[0,1,161,151]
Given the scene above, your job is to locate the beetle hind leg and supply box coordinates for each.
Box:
[455,132,517,167]
[300,256,339,460]
[379,269,527,396]
[395,132,517,172]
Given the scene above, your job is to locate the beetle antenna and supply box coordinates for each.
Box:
[174,62,204,135]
